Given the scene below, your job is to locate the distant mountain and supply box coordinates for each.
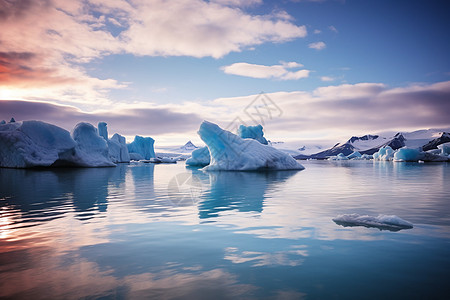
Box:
[294,129,450,159]
[422,132,450,151]
[180,140,198,151]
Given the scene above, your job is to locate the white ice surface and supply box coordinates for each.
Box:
[333,213,413,231]
[198,121,304,171]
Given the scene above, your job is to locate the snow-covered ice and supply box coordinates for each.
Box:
[197,121,304,171]
[333,213,413,231]
[186,146,210,167]
[347,151,362,159]
[127,136,155,160]
[237,124,268,145]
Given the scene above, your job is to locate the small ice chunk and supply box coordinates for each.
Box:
[333,213,413,231]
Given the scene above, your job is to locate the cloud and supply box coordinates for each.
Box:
[308,41,326,50]
[221,62,310,80]
[328,25,338,33]
[0,0,307,105]
[0,100,203,137]
[121,0,307,58]
[313,29,321,34]
[320,76,335,82]
[3,81,450,143]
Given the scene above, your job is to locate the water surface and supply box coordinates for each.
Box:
[1,161,449,299]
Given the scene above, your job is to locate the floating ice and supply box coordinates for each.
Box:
[129,152,144,161]
[347,151,362,159]
[333,213,413,231]
[127,136,155,160]
[0,120,77,168]
[393,148,422,162]
[71,122,115,167]
[237,124,268,145]
[198,121,304,171]
[108,133,131,163]
[438,142,450,156]
[150,156,177,163]
[373,146,395,161]
[186,146,210,166]
[328,153,349,160]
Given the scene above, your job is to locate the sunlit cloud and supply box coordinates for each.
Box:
[221,61,310,80]
[2,81,450,144]
[0,0,307,107]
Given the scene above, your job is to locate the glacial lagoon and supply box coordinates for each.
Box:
[1,160,449,299]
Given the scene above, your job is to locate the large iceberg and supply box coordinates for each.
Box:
[71,122,115,167]
[197,121,304,171]
[127,136,155,160]
[347,151,362,159]
[97,122,130,163]
[237,124,268,145]
[186,146,210,167]
[187,123,271,167]
[333,213,413,231]
[0,120,77,168]
[0,120,114,168]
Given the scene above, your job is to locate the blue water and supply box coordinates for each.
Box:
[1,161,449,299]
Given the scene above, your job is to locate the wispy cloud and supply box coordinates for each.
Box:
[221,62,310,80]
[328,25,338,33]
[320,76,335,82]
[308,41,326,50]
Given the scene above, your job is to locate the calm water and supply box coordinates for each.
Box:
[1,161,449,299]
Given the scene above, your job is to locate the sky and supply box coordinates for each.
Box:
[1,0,449,146]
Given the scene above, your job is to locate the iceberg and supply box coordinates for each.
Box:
[198,121,304,171]
[237,124,268,145]
[438,142,450,156]
[373,146,395,161]
[0,120,114,168]
[108,133,131,163]
[0,120,77,168]
[328,153,349,160]
[347,151,362,159]
[127,136,155,160]
[71,122,115,167]
[96,122,130,163]
[186,146,210,167]
[149,156,177,163]
[98,121,108,140]
[393,148,422,162]
[333,213,413,231]
[187,123,271,167]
